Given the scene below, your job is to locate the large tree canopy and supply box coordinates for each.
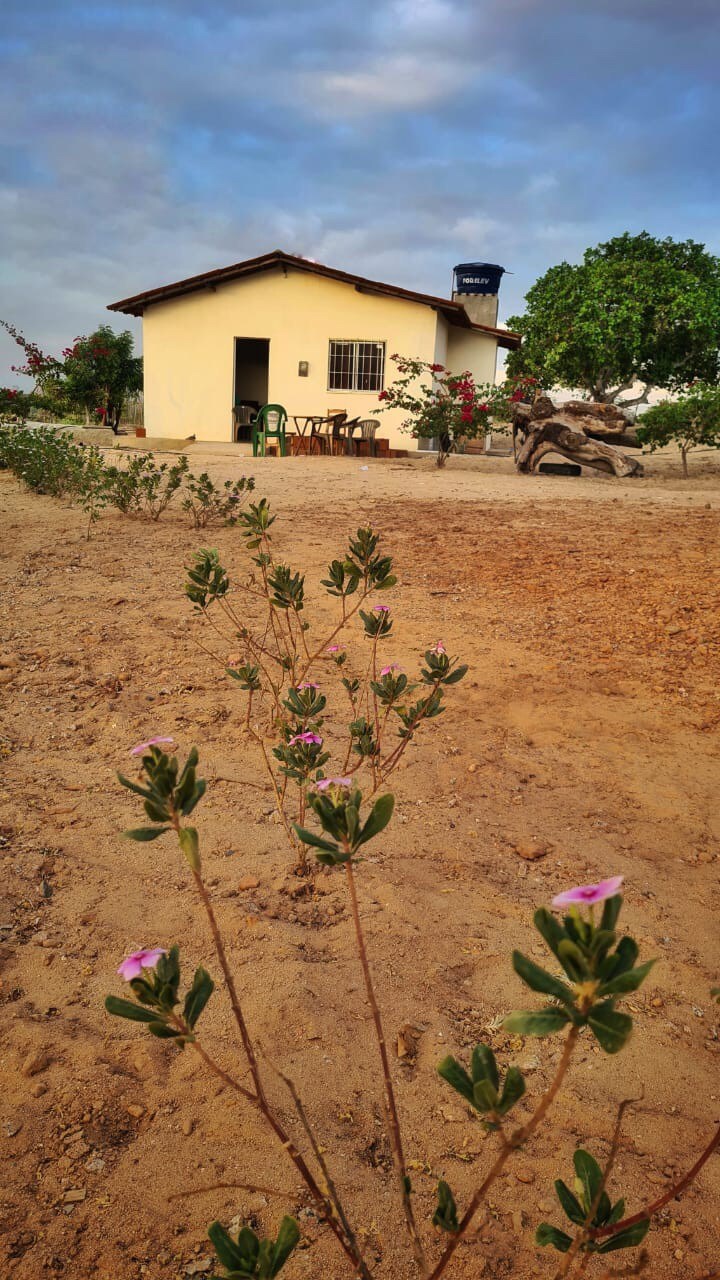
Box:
[505,232,720,405]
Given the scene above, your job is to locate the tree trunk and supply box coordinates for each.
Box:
[512,396,643,478]
[681,446,689,478]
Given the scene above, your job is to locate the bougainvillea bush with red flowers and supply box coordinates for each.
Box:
[1,319,141,430]
[0,386,34,423]
[376,354,537,467]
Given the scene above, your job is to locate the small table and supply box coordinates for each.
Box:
[292,415,322,455]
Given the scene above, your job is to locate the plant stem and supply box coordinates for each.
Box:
[188,863,367,1276]
[555,1095,638,1279]
[268,1056,373,1280]
[428,1025,580,1280]
[344,858,428,1277]
[589,1121,720,1241]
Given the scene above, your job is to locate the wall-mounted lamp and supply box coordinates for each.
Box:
[298,360,309,377]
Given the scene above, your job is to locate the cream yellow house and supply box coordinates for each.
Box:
[108,250,520,451]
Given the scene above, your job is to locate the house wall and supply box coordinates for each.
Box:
[141,266,499,449]
[446,325,499,389]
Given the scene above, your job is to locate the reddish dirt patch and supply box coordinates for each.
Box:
[0,460,718,1279]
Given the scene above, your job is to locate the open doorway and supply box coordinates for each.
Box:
[233,338,269,441]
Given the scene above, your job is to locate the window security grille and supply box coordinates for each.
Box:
[328,341,385,392]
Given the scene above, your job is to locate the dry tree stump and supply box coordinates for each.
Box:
[512,395,644,477]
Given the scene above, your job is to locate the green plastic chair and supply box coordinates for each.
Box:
[252,404,288,457]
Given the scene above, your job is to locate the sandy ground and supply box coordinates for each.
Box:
[0,449,719,1280]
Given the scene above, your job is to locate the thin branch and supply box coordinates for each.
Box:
[168,1180,295,1201]
[265,1053,373,1280]
[344,858,428,1277]
[556,1094,641,1279]
[590,1121,720,1241]
[428,1025,580,1280]
[184,853,367,1277]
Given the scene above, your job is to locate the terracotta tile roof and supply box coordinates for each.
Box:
[107,249,521,349]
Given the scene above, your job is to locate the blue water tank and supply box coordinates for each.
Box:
[453,262,505,295]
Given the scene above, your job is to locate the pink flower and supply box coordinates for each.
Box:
[552,877,624,909]
[431,641,446,654]
[316,777,352,791]
[380,663,403,676]
[373,604,390,614]
[117,947,166,981]
[326,645,343,654]
[130,736,174,757]
[288,731,323,747]
[296,681,320,691]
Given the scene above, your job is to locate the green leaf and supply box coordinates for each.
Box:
[596,1220,650,1254]
[504,1007,571,1037]
[533,907,566,960]
[432,1181,459,1232]
[535,1223,573,1252]
[471,1043,499,1091]
[599,894,623,932]
[178,826,201,871]
[512,951,574,1005]
[144,799,171,823]
[437,1055,474,1106]
[574,1149,602,1212]
[587,1002,633,1053]
[182,778,207,816]
[117,772,154,800]
[269,1217,300,1276]
[498,1066,525,1115]
[293,825,343,855]
[472,1078,498,1111]
[104,995,163,1024]
[208,1221,257,1272]
[122,826,170,842]
[147,1022,184,1039]
[554,1179,585,1226]
[557,938,589,981]
[183,967,214,1028]
[442,664,468,685]
[598,959,656,997]
[357,793,395,846]
[606,1198,625,1226]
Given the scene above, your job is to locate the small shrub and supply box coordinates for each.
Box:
[185,502,467,868]
[182,470,255,528]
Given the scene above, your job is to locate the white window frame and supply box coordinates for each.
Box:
[327,340,385,393]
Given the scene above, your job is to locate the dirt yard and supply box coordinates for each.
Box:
[1,450,718,1280]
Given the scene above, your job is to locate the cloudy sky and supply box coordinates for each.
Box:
[2,0,718,383]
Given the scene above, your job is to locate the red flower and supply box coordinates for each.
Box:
[511,390,524,402]
[430,363,445,373]
[460,406,474,423]
[478,403,489,413]
[378,390,389,401]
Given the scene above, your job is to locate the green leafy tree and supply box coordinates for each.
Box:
[1,320,142,430]
[60,325,142,430]
[506,232,720,406]
[637,383,720,476]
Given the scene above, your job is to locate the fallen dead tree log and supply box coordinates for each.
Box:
[512,395,644,477]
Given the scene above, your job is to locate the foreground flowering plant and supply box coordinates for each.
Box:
[105,741,720,1279]
[185,504,468,867]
